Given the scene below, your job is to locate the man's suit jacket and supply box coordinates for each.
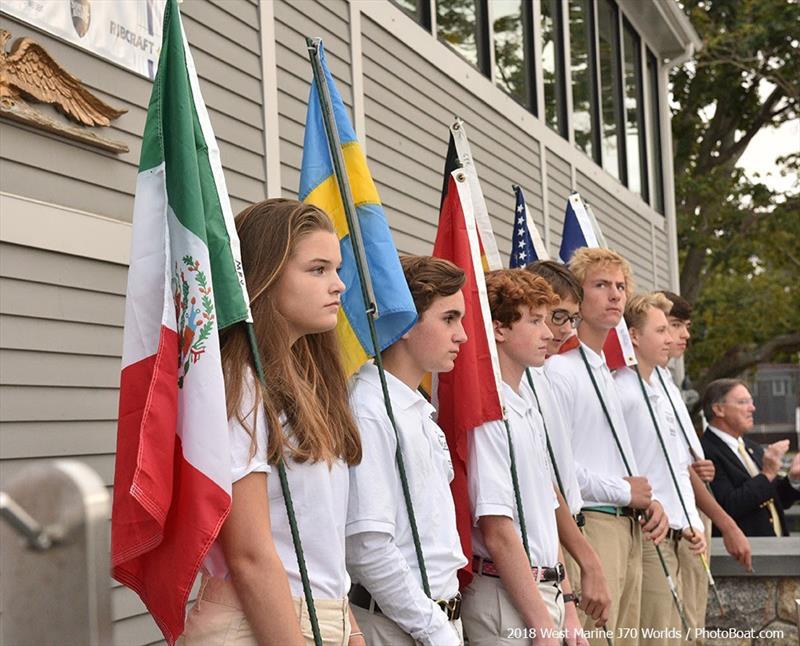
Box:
[700,429,799,536]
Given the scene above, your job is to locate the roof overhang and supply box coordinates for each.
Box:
[619,0,703,63]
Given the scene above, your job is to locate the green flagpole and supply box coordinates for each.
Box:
[524,369,567,500]
[244,327,323,646]
[305,36,431,598]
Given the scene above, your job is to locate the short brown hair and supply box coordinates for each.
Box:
[624,292,672,330]
[486,269,559,327]
[525,260,583,303]
[702,378,749,422]
[400,255,465,316]
[658,290,692,321]
[568,248,635,298]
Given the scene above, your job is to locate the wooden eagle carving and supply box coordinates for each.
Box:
[0,29,126,128]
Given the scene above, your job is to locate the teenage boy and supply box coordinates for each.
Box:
[525,260,611,629]
[346,255,468,646]
[656,291,752,636]
[461,269,570,646]
[547,248,668,644]
[614,293,705,644]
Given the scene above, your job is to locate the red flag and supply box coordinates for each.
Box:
[433,156,503,588]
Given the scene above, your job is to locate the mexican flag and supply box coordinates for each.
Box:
[111,0,251,642]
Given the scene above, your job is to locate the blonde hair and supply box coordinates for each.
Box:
[568,248,635,298]
[624,292,673,330]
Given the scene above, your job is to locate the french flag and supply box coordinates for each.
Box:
[559,193,636,370]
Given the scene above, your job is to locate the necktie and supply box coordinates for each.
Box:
[737,438,782,537]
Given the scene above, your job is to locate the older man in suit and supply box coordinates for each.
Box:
[700,379,800,536]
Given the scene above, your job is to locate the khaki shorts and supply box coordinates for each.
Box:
[179,576,350,645]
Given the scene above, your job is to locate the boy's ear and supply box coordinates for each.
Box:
[493,319,505,343]
[628,326,639,348]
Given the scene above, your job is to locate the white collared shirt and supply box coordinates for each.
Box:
[546,343,638,507]
[655,366,705,460]
[468,381,560,568]
[346,362,466,644]
[615,367,703,531]
[706,425,750,469]
[203,372,351,600]
[520,366,584,515]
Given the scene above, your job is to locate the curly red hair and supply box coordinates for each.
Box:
[486,269,560,327]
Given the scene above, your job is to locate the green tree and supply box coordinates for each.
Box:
[670,0,800,391]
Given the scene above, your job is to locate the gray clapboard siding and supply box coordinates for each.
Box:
[0,244,128,293]
[0,315,123,356]
[654,230,670,289]
[0,420,117,459]
[0,278,125,326]
[0,351,120,389]
[546,150,573,254]
[275,0,353,197]
[575,171,654,286]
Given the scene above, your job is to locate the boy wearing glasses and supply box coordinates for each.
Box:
[525,261,611,632]
[546,249,668,644]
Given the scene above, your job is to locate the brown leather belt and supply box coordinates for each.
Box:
[348,583,462,621]
[666,528,684,541]
[472,556,565,582]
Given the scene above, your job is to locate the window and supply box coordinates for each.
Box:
[647,48,665,213]
[596,0,624,180]
[622,19,647,197]
[568,0,597,159]
[541,0,567,136]
[393,0,432,30]
[437,0,490,74]
[492,0,535,110]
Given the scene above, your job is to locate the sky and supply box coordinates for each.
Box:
[736,116,799,196]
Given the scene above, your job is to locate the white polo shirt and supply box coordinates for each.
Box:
[655,366,705,461]
[346,362,466,638]
[615,367,703,532]
[546,343,638,507]
[203,373,350,600]
[468,381,560,568]
[520,366,584,515]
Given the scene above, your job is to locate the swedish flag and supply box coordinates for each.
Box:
[299,44,417,375]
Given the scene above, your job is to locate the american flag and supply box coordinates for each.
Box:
[509,185,538,268]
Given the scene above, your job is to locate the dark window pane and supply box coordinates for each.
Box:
[569,0,595,158]
[493,0,528,107]
[437,0,480,68]
[597,0,623,179]
[647,49,665,213]
[541,0,566,136]
[393,0,420,21]
[622,21,646,196]
[393,0,432,30]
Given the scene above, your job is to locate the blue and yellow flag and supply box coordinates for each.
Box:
[299,44,417,375]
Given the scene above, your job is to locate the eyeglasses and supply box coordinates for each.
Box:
[720,398,754,407]
[550,310,581,328]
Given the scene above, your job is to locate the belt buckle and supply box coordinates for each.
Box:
[555,561,565,582]
[437,592,462,621]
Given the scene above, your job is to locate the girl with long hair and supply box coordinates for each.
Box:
[180,199,363,645]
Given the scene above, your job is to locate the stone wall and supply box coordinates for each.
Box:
[705,537,799,645]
